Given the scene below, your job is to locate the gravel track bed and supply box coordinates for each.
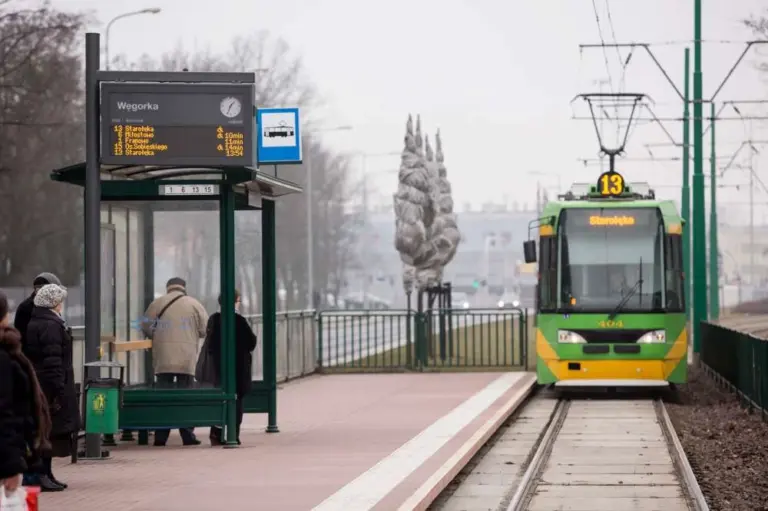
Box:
[666,365,768,511]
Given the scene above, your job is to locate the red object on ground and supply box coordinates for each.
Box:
[25,486,39,511]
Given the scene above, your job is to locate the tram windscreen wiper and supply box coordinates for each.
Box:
[608,277,643,320]
[608,258,643,320]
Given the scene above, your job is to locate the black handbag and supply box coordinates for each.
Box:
[195,328,219,385]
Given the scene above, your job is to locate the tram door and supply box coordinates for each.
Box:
[100,223,116,375]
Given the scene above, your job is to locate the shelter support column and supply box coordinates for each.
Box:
[83,31,103,459]
[141,204,155,385]
[220,184,238,446]
[262,199,279,433]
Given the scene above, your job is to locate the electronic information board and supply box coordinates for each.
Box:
[100,82,254,167]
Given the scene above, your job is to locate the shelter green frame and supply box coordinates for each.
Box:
[51,161,302,445]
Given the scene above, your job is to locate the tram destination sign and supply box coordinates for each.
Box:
[100,82,254,167]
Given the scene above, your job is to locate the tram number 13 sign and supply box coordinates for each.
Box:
[597,171,625,197]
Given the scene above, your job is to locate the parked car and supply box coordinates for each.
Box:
[342,292,391,310]
[497,291,521,309]
[451,292,470,309]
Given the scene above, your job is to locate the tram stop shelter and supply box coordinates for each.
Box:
[51,161,301,446]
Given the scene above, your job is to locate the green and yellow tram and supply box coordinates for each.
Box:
[523,171,687,387]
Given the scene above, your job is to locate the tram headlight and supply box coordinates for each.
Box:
[637,330,666,344]
[557,330,587,344]
[512,300,520,308]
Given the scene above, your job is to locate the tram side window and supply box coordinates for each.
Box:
[664,235,685,312]
[539,236,557,311]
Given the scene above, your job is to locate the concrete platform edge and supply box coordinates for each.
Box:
[398,373,537,511]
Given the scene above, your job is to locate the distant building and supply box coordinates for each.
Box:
[718,223,768,287]
[347,204,538,306]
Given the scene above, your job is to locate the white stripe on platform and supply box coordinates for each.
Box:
[312,373,522,511]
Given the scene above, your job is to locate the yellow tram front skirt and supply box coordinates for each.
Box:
[549,359,671,387]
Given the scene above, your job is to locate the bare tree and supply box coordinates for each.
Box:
[120,33,358,311]
[0,0,89,286]
[745,11,768,74]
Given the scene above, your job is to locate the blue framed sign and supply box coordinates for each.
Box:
[256,107,302,164]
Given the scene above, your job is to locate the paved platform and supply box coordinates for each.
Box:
[44,371,535,511]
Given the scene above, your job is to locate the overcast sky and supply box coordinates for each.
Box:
[45,0,768,222]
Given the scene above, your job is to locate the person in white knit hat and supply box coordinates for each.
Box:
[24,284,79,491]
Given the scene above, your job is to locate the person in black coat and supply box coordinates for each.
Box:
[13,272,62,345]
[201,289,257,446]
[24,284,79,489]
[0,291,53,494]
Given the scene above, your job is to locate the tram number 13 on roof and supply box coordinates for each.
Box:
[598,171,625,197]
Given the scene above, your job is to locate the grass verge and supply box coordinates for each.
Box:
[325,316,528,371]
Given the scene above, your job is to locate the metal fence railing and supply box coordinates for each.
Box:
[72,306,529,386]
[701,318,768,420]
[244,310,316,382]
[71,309,318,388]
[317,308,528,371]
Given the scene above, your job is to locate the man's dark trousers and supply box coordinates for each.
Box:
[153,373,198,446]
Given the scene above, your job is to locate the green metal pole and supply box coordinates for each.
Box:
[262,199,279,433]
[692,0,708,354]
[220,185,238,446]
[708,102,720,320]
[682,48,691,320]
[142,205,155,386]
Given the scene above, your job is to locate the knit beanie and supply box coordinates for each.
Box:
[33,272,62,287]
[166,277,186,289]
[33,284,68,309]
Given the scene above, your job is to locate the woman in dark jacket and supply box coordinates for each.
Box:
[24,284,79,489]
[13,272,62,346]
[202,289,257,446]
[0,291,52,494]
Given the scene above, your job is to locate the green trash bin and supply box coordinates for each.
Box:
[83,361,124,435]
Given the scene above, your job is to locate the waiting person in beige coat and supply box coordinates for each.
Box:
[141,277,208,446]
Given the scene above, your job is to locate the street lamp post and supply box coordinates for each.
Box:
[105,8,162,70]
[355,151,399,307]
[305,125,353,309]
[527,171,562,214]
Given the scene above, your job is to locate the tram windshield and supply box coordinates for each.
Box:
[557,207,667,313]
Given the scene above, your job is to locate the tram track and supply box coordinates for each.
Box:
[433,390,709,511]
[507,396,708,511]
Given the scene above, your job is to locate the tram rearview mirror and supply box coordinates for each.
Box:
[523,240,537,264]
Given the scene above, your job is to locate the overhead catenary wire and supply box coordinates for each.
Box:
[589,0,619,144]
[580,39,763,48]
[572,115,768,122]
[589,0,615,93]
[602,0,629,142]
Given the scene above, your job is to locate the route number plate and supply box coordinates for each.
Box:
[160,184,219,196]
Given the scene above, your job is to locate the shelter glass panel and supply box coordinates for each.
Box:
[128,209,146,384]
[112,208,129,340]
[112,208,130,379]
[149,199,221,390]
[235,210,262,381]
[99,223,116,379]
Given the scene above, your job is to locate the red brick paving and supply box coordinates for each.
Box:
[44,372,507,511]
